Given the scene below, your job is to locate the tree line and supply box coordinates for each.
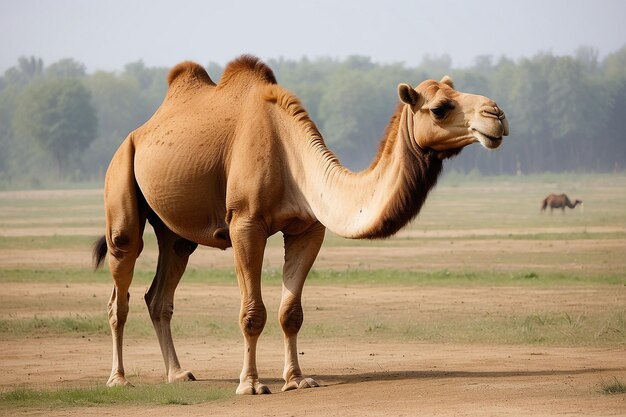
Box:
[1,46,625,187]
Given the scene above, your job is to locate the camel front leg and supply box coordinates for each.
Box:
[230,217,270,395]
[280,223,325,391]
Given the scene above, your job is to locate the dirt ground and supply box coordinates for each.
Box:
[1,188,625,415]
[1,282,625,416]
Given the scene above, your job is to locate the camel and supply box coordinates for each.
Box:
[541,193,583,213]
[93,55,509,394]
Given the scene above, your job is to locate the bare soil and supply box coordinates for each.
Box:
[1,282,625,416]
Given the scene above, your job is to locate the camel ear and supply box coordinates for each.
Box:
[440,75,455,89]
[398,83,420,106]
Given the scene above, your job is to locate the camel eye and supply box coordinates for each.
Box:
[430,101,454,119]
[431,107,447,118]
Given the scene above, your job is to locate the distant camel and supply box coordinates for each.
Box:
[541,194,583,213]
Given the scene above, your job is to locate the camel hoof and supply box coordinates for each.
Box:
[282,377,319,391]
[299,377,319,389]
[169,370,196,383]
[236,379,271,395]
[107,374,133,387]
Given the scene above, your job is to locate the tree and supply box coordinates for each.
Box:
[319,64,400,169]
[81,71,149,177]
[3,56,44,86]
[13,78,97,177]
[45,58,86,79]
[123,61,168,106]
[419,54,452,78]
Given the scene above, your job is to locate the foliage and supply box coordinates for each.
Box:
[12,77,97,178]
[599,377,626,395]
[1,46,626,187]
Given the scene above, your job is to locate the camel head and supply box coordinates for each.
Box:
[398,76,509,156]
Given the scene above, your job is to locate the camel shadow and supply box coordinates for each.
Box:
[197,367,622,388]
[315,368,621,387]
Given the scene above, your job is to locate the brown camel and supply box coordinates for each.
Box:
[541,194,583,213]
[93,55,509,394]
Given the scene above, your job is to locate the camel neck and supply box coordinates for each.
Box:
[293,105,442,239]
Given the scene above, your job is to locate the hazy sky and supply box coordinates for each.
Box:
[2,0,625,73]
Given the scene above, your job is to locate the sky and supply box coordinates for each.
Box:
[1,0,625,74]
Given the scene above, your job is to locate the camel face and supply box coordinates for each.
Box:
[398,77,509,153]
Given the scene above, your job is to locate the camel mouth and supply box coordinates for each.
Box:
[471,129,503,149]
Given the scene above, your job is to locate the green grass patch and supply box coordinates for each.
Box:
[308,269,626,286]
[0,313,242,339]
[0,235,102,250]
[0,314,110,336]
[322,232,626,247]
[461,232,626,241]
[3,308,624,347]
[0,383,232,408]
[0,267,240,285]
[0,314,155,337]
[0,230,623,253]
[1,267,624,286]
[351,309,626,347]
[599,377,626,395]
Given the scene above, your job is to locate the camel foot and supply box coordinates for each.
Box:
[168,370,196,383]
[282,377,320,392]
[107,373,133,387]
[236,379,271,395]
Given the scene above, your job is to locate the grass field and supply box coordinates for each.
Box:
[0,173,625,415]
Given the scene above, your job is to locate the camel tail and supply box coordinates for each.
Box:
[93,235,107,270]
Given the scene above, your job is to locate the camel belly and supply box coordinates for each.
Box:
[134,140,230,249]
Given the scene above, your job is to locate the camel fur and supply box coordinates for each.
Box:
[93,55,509,394]
[541,193,583,213]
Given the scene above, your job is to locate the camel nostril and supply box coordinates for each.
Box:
[480,104,500,118]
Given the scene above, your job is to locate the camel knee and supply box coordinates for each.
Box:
[280,302,303,335]
[108,230,142,258]
[240,303,267,337]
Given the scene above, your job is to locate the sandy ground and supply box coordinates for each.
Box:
[1,282,624,416]
[2,336,625,416]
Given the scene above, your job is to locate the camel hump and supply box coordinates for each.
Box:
[218,55,277,86]
[167,61,214,87]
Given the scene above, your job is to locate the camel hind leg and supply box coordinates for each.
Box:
[144,213,198,383]
[103,135,147,387]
